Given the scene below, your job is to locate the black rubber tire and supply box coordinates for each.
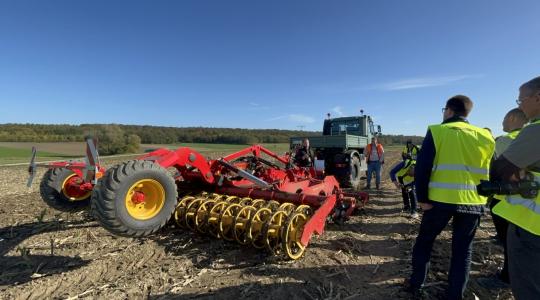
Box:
[91,160,178,237]
[348,156,361,190]
[39,168,91,212]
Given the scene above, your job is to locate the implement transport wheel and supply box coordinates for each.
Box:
[40,168,92,212]
[91,160,178,237]
[282,212,308,260]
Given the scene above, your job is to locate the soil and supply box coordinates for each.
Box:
[0,150,513,299]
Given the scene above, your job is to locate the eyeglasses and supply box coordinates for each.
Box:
[517,93,538,105]
[441,107,448,113]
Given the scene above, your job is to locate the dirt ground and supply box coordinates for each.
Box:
[0,150,513,299]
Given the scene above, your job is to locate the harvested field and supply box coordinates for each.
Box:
[0,149,513,299]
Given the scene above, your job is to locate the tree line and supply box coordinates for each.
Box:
[0,123,423,154]
[0,124,319,144]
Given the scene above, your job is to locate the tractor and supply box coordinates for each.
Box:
[28,138,368,260]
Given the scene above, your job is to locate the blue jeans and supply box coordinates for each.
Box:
[366,161,381,188]
[410,205,480,300]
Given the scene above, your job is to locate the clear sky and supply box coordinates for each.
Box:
[1,0,539,136]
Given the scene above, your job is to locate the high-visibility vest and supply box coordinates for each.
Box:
[493,129,521,201]
[365,143,384,162]
[396,159,416,186]
[402,145,419,160]
[493,120,540,235]
[428,122,495,205]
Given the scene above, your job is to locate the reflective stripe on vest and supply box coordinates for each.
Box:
[493,172,540,235]
[428,122,495,205]
[493,119,540,235]
[432,164,489,176]
[396,159,415,185]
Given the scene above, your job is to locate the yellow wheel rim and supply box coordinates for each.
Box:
[174,196,195,228]
[264,210,288,255]
[282,212,308,260]
[248,207,272,249]
[233,206,257,245]
[61,173,92,201]
[219,203,242,241]
[195,199,215,233]
[184,198,204,231]
[278,203,295,213]
[125,179,166,221]
[207,201,228,237]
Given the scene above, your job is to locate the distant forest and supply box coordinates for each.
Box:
[0,123,423,146]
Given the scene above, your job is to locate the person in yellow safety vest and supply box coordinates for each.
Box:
[401,140,420,160]
[490,76,540,299]
[390,158,418,218]
[406,95,495,300]
[480,108,528,288]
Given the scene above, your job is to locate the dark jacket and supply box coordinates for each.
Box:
[414,116,484,214]
[294,146,313,167]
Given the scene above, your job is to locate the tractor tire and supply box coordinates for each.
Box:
[39,168,92,212]
[348,156,361,190]
[91,160,178,237]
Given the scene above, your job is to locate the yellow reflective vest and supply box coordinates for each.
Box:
[493,129,521,201]
[493,120,540,235]
[402,145,419,160]
[428,122,495,205]
[396,159,415,186]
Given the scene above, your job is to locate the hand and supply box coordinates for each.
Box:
[392,181,401,189]
[419,203,433,211]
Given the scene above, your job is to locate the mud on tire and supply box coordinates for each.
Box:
[40,168,91,212]
[91,160,178,237]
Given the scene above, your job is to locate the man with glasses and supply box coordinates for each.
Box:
[491,76,540,299]
[406,95,495,299]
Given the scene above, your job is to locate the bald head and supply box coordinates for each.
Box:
[503,108,528,132]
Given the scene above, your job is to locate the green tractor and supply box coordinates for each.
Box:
[290,114,381,189]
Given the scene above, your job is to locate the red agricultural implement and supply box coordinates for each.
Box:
[29,138,369,260]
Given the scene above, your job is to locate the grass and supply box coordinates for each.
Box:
[142,143,290,154]
[0,146,80,165]
[0,142,407,165]
[0,142,291,165]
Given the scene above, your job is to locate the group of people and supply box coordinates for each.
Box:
[403,76,540,300]
[292,76,540,299]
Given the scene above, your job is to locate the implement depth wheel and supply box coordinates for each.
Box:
[40,168,92,212]
[91,160,178,237]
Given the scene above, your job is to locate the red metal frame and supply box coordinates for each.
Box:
[38,144,369,247]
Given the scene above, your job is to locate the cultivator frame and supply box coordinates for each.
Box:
[29,139,369,259]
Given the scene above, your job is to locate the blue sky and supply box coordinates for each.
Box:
[0,1,539,136]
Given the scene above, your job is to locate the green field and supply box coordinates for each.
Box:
[0,146,80,164]
[0,142,291,165]
[142,143,290,154]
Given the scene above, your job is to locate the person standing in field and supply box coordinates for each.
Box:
[406,95,495,299]
[490,76,540,299]
[479,108,528,289]
[363,136,384,190]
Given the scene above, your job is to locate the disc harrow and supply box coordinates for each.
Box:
[30,142,369,260]
[174,193,313,259]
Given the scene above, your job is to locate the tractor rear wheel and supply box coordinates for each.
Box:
[39,168,92,211]
[91,160,178,237]
[348,156,361,190]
